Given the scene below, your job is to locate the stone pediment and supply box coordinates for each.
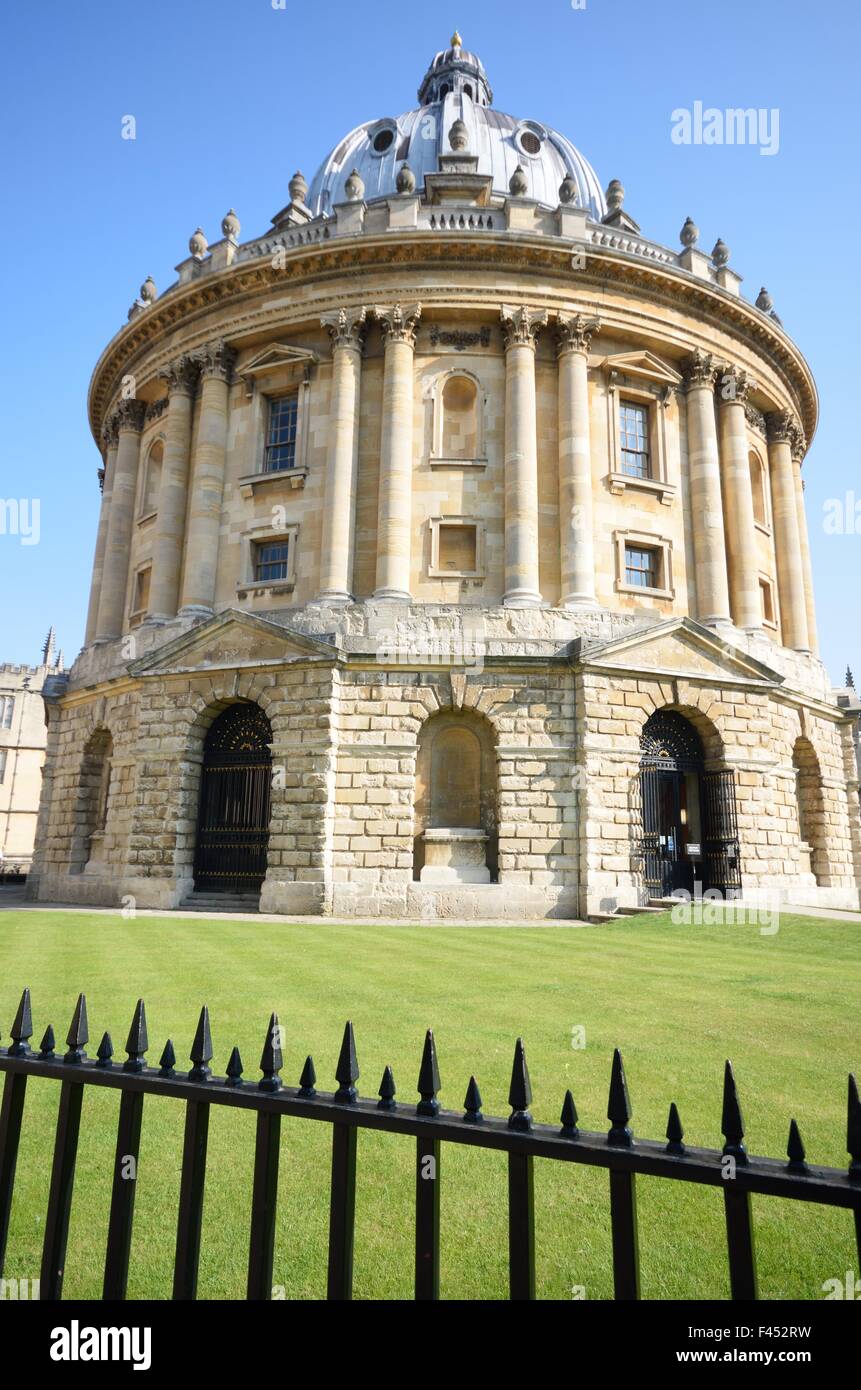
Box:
[129,610,338,677]
[239,343,318,395]
[600,350,682,387]
[572,617,784,688]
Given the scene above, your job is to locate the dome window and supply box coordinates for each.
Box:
[369,122,397,156]
[515,122,547,158]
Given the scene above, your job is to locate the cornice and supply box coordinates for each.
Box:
[87,232,818,448]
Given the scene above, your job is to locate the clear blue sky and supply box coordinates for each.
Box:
[1,0,858,684]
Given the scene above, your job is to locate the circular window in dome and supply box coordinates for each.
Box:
[515,122,547,158]
[369,123,397,156]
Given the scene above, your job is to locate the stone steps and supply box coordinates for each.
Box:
[587,903,671,925]
[179,892,261,914]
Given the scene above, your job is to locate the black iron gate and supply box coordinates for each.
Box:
[193,704,272,893]
[702,768,742,892]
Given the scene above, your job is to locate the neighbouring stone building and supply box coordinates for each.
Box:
[1,632,64,880]
[29,35,861,918]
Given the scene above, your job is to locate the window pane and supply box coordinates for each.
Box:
[624,545,658,588]
[255,540,290,582]
[265,395,299,472]
[619,401,650,478]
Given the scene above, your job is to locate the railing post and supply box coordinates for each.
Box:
[723,1188,758,1300]
[0,1073,28,1278]
[508,1151,536,1299]
[609,1167,640,1299]
[40,1079,85,1299]
[415,1137,440,1299]
[247,1014,284,1300]
[103,1000,148,1300]
[173,1007,213,1300]
[327,1122,358,1300]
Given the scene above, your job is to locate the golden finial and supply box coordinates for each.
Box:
[451,30,462,48]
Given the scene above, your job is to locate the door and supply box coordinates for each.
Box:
[193,704,272,893]
[642,767,694,896]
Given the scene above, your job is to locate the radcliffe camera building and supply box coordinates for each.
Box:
[29,35,861,918]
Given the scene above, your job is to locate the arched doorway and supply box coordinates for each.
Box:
[792,737,827,885]
[193,703,273,893]
[639,709,741,896]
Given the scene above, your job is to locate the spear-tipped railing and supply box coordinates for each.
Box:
[0,988,858,1301]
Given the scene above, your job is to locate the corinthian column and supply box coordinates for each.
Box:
[178,341,236,616]
[556,314,599,607]
[500,304,548,607]
[717,365,761,631]
[682,351,731,625]
[95,398,146,640]
[790,424,818,654]
[318,307,367,601]
[373,302,421,601]
[767,411,809,652]
[148,355,199,621]
[85,416,119,645]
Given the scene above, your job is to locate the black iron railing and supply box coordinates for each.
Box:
[0,989,859,1301]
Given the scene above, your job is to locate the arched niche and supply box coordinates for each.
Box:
[429,369,486,464]
[413,709,498,881]
[71,727,114,873]
[792,737,827,885]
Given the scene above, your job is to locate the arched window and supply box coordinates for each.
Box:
[749,451,768,526]
[141,438,163,516]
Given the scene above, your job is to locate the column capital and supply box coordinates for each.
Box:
[195,339,237,382]
[682,348,719,390]
[102,414,120,451]
[717,364,756,406]
[374,301,422,346]
[765,408,797,445]
[789,421,807,463]
[554,313,600,357]
[115,398,147,433]
[500,304,548,350]
[160,353,200,396]
[321,306,368,351]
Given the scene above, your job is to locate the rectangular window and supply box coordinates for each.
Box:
[624,544,658,589]
[134,567,151,613]
[619,401,650,479]
[254,540,290,583]
[0,749,6,783]
[265,395,299,473]
[0,696,14,730]
[760,577,775,624]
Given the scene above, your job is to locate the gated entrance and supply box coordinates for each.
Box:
[192,703,272,893]
[639,710,741,897]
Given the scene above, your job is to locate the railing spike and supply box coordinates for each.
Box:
[96,1032,114,1068]
[64,993,89,1063]
[378,1065,396,1110]
[158,1039,176,1077]
[417,1029,441,1116]
[786,1118,808,1173]
[259,1012,283,1092]
[189,1005,213,1081]
[666,1101,685,1154]
[847,1073,861,1180]
[124,998,148,1073]
[334,1021,358,1103]
[607,1047,633,1146]
[298,1054,317,1098]
[721,1059,747,1164]
[463,1075,483,1124]
[8,987,33,1056]
[508,1037,533,1131]
[38,1024,56,1060]
[560,1089,579,1138]
[226,1046,244,1087]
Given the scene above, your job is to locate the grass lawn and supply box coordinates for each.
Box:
[0,908,858,1301]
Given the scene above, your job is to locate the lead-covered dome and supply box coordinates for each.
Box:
[306,34,606,219]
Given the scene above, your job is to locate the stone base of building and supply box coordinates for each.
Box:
[26,606,861,925]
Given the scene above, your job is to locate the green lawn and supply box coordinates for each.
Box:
[0,908,858,1301]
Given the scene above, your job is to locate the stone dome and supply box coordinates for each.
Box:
[306,35,606,219]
